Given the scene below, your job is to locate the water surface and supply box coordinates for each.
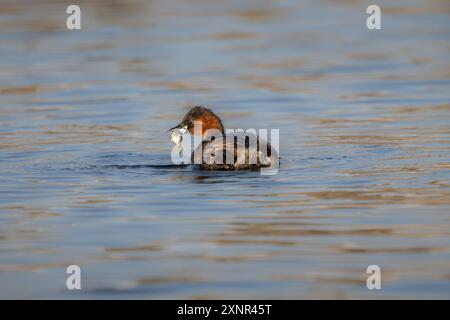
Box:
[1,0,450,299]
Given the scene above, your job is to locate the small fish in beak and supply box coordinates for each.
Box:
[170,128,183,146]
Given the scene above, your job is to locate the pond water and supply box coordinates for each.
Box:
[0,0,449,299]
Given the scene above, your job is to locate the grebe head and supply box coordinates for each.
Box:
[169,106,224,137]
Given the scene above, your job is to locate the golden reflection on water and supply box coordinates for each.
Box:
[0,0,449,299]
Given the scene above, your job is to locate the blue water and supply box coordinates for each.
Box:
[0,0,449,299]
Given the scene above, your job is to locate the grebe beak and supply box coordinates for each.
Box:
[167,124,181,132]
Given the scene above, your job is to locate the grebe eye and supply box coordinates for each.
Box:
[186,120,192,126]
